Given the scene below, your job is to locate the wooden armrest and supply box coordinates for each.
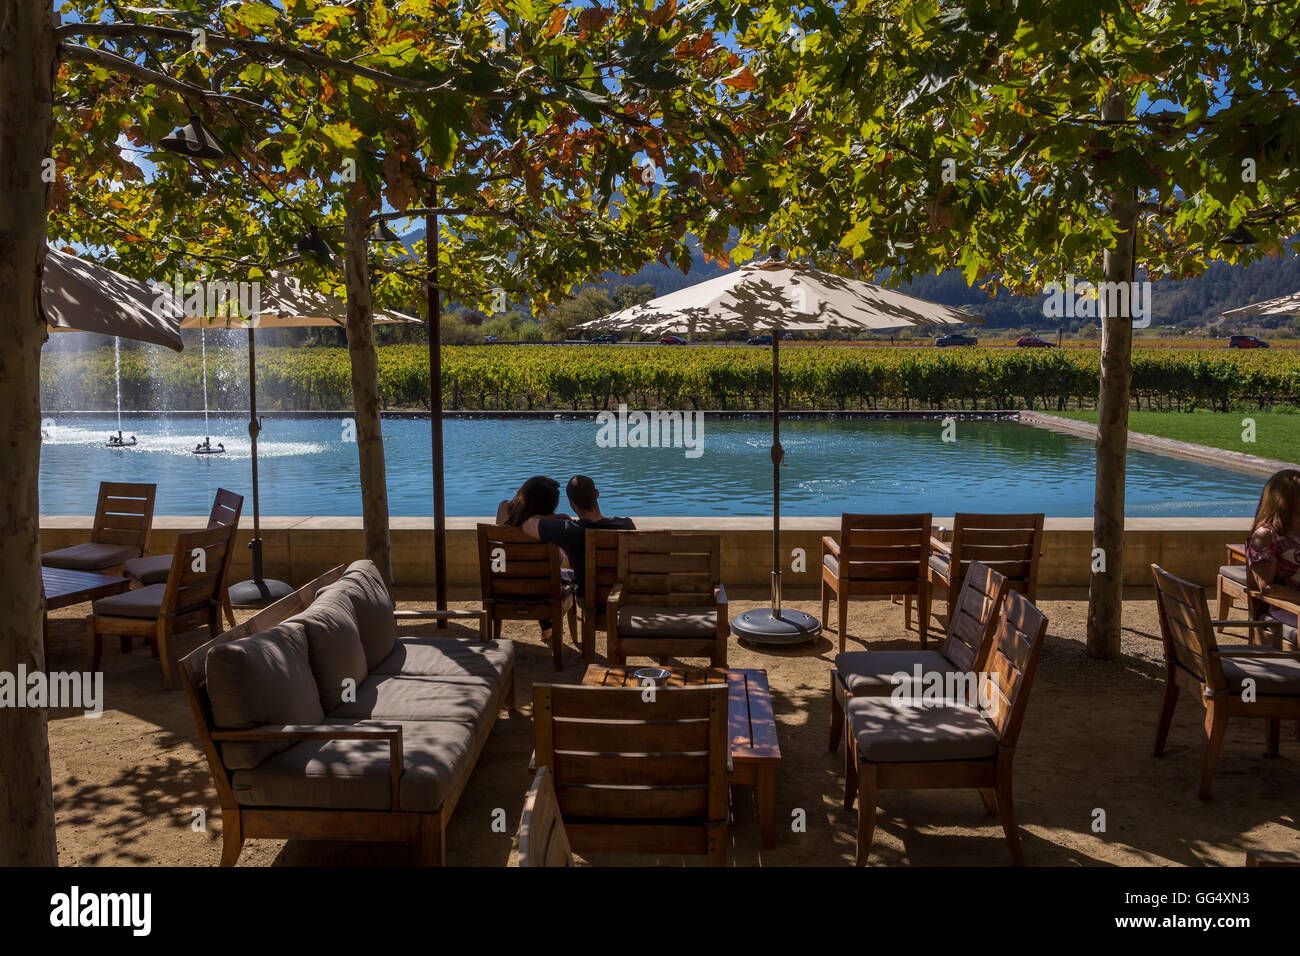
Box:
[930,537,952,556]
[606,583,624,619]
[821,536,839,556]
[1258,588,1300,614]
[211,724,403,809]
[715,584,728,608]
[1210,619,1281,630]
[1226,543,1247,564]
[394,609,485,620]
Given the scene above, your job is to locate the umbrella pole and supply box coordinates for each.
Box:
[427,191,448,625]
[730,324,821,647]
[229,325,291,608]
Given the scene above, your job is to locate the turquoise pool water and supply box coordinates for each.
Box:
[37,415,1263,518]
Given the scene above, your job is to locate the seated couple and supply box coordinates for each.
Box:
[495,474,635,642]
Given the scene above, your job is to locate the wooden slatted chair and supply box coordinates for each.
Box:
[86,523,237,689]
[125,487,243,627]
[1216,543,1251,623]
[477,524,576,669]
[829,561,1009,752]
[928,513,1043,628]
[42,481,157,575]
[606,533,729,668]
[821,513,932,653]
[533,682,729,865]
[580,527,625,664]
[843,589,1049,866]
[518,766,574,867]
[1151,564,1300,800]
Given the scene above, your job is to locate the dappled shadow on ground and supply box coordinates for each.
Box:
[45,592,1300,867]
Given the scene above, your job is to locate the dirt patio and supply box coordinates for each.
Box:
[42,590,1300,867]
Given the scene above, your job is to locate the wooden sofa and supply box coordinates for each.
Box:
[180,561,512,866]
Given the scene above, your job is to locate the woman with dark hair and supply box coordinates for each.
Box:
[1246,469,1300,643]
[495,476,568,642]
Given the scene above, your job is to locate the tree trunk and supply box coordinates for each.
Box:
[0,1,58,865]
[342,211,394,587]
[1086,87,1137,660]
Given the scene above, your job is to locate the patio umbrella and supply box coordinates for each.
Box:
[42,248,184,350]
[181,273,419,607]
[1222,290,1300,319]
[578,250,976,646]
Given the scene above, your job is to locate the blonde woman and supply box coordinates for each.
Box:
[1246,469,1300,641]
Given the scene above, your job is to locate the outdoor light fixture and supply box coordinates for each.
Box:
[158,115,225,162]
[368,220,401,243]
[297,226,336,267]
[1220,224,1258,245]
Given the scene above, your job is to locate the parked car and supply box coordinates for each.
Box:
[591,333,618,344]
[1228,334,1269,349]
[782,331,794,341]
[660,334,687,345]
[1016,336,1055,348]
[483,334,499,344]
[747,334,773,346]
[934,332,978,347]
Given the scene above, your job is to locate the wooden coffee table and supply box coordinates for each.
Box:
[42,567,129,659]
[582,664,782,848]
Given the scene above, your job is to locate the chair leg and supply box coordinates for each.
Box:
[1153,670,1179,757]
[977,788,998,814]
[1267,719,1281,758]
[820,580,831,638]
[1216,580,1230,621]
[119,635,132,655]
[86,616,102,673]
[493,618,503,641]
[581,619,594,664]
[418,814,445,866]
[156,621,177,690]
[1199,703,1228,801]
[903,594,912,630]
[223,594,237,629]
[828,672,844,753]
[855,761,878,867]
[551,604,563,670]
[837,596,848,655]
[918,581,931,649]
[995,756,1025,866]
[220,810,243,867]
[843,737,859,810]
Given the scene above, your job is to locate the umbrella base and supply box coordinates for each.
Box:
[229,577,294,609]
[732,607,822,647]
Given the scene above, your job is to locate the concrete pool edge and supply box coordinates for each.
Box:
[40,514,1256,596]
[1018,410,1300,477]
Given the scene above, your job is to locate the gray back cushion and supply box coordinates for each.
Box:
[329,560,396,669]
[206,621,323,770]
[288,588,369,712]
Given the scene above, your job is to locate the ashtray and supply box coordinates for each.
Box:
[633,667,671,683]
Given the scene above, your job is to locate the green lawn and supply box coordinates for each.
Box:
[1052,409,1300,464]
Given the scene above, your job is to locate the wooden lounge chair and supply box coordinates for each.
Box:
[928,513,1043,628]
[579,527,625,664]
[1151,564,1300,800]
[125,487,243,628]
[821,513,932,653]
[87,523,236,689]
[606,532,729,668]
[42,481,157,575]
[1216,543,1250,623]
[843,589,1049,866]
[533,682,728,865]
[829,561,1009,753]
[477,523,576,669]
[518,766,573,867]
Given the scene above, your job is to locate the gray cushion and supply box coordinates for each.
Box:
[326,675,496,737]
[372,637,514,686]
[836,650,957,696]
[287,590,368,712]
[928,552,950,576]
[847,697,999,762]
[92,583,165,619]
[823,553,839,576]
[230,719,475,812]
[43,542,140,572]
[324,560,396,669]
[205,622,324,770]
[1221,655,1300,697]
[617,605,717,639]
[1218,565,1249,586]
[124,553,173,586]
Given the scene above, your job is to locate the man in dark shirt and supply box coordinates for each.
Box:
[522,475,635,596]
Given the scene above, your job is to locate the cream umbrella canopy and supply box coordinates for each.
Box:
[578,251,977,645]
[42,249,184,351]
[1222,290,1300,320]
[178,272,418,606]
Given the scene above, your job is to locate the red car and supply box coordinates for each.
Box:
[1016,336,1055,348]
[1228,334,1269,349]
[659,335,687,345]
